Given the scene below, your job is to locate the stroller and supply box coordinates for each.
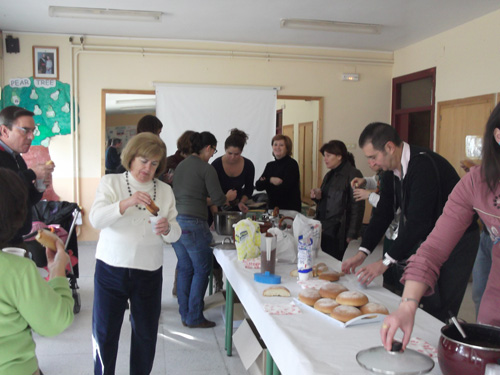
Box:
[24,201,82,314]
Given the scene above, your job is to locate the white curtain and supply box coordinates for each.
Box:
[155,83,278,186]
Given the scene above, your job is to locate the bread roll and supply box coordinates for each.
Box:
[35,229,62,252]
[298,289,321,306]
[331,305,362,322]
[319,283,348,299]
[146,200,160,216]
[360,302,389,315]
[336,291,369,307]
[318,270,341,282]
[313,298,339,314]
[263,286,291,297]
[290,269,298,277]
[316,265,329,275]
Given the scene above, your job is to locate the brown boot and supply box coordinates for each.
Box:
[172,268,178,297]
[213,268,224,293]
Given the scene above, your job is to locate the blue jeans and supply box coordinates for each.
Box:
[472,231,493,318]
[172,215,214,325]
[92,260,162,375]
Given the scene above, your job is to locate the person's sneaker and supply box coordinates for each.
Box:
[188,319,216,328]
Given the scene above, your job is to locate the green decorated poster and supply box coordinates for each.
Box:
[0,77,71,146]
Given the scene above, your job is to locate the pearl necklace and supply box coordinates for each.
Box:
[125,171,156,211]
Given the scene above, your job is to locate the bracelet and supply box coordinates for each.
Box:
[162,225,171,236]
[400,297,419,306]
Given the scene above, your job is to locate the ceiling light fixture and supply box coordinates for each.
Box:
[280,18,381,35]
[49,6,162,22]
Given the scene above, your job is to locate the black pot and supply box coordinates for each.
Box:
[439,322,500,375]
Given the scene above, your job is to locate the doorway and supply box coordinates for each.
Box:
[392,68,436,148]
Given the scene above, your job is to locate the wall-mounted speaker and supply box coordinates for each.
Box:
[6,35,20,53]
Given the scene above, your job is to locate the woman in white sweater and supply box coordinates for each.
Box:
[90,133,181,375]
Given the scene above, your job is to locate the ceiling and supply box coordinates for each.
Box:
[2,1,500,52]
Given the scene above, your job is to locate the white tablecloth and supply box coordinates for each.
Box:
[214,247,444,375]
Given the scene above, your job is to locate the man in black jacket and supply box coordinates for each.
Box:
[342,122,479,322]
[0,106,55,247]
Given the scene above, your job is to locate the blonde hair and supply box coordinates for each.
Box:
[121,133,167,177]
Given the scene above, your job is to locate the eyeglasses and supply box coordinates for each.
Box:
[211,146,218,154]
[13,125,36,135]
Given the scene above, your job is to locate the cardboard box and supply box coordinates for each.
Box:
[203,291,246,329]
[233,319,267,375]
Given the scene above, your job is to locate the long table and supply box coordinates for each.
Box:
[214,247,445,375]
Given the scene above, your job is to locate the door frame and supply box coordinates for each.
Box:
[392,67,436,148]
[277,95,324,188]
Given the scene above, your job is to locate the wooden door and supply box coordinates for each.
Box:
[299,122,313,204]
[437,94,495,177]
[282,124,294,143]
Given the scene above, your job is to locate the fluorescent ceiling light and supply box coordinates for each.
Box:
[49,6,162,22]
[280,18,381,35]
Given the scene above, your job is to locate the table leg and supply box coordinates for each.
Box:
[266,350,281,375]
[224,280,234,356]
[273,360,281,375]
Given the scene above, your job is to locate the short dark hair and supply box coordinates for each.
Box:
[358,122,402,151]
[320,140,355,167]
[190,131,217,154]
[0,168,27,247]
[225,128,248,151]
[112,138,121,146]
[177,130,195,155]
[271,134,293,156]
[137,115,163,134]
[0,106,34,130]
[482,102,500,192]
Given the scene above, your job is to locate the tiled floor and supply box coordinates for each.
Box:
[33,239,476,374]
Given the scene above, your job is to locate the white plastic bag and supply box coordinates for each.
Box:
[267,227,297,263]
[234,219,261,261]
[293,213,322,256]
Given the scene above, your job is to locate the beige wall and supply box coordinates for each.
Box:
[393,9,500,139]
[3,34,393,240]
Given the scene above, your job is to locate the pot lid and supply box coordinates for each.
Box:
[356,342,434,375]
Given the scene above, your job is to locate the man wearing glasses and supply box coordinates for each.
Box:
[0,105,55,247]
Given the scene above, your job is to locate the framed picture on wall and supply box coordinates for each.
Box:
[33,46,59,80]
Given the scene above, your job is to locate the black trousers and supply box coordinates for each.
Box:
[384,227,479,322]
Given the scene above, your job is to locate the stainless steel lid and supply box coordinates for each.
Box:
[356,342,434,375]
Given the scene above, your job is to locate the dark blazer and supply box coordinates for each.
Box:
[314,161,365,242]
[255,155,301,212]
[360,144,477,261]
[0,147,43,243]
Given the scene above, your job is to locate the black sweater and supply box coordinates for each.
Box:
[0,147,43,244]
[255,155,301,212]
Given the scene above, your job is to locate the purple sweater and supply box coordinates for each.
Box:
[403,166,499,326]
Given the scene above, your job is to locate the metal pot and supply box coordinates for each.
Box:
[439,322,500,375]
[213,212,246,235]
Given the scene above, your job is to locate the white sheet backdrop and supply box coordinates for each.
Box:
[155,83,278,191]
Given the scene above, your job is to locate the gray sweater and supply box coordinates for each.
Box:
[173,155,226,219]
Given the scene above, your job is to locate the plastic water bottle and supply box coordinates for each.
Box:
[297,234,313,280]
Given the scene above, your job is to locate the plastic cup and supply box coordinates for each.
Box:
[150,216,161,234]
[2,247,27,257]
[35,179,46,192]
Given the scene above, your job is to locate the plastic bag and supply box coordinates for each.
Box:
[267,227,297,263]
[235,219,261,261]
[293,214,322,256]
